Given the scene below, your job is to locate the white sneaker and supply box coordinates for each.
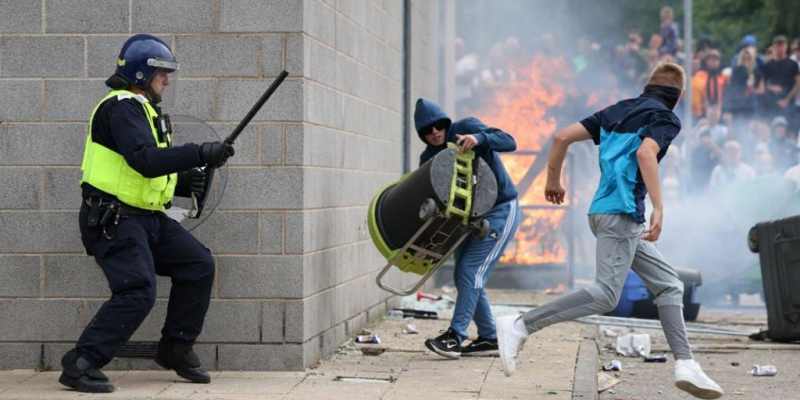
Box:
[674,359,724,399]
[496,315,527,377]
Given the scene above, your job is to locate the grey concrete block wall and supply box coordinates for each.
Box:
[0,0,446,370]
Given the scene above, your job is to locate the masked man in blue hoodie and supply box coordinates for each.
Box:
[414,98,521,359]
[495,63,724,399]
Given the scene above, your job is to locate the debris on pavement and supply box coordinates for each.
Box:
[355,334,381,344]
[334,375,396,383]
[616,333,651,357]
[357,346,424,355]
[643,353,668,363]
[416,291,443,301]
[440,294,455,304]
[578,315,754,336]
[601,327,625,337]
[402,323,419,334]
[731,361,740,367]
[390,308,438,319]
[359,346,386,356]
[751,364,778,376]
[398,293,451,315]
[597,372,621,393]
[386,309,405,320]
[602,359,622,371]
[416,291,454,304]
[651,343,800,353]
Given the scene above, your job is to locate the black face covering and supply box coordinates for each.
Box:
[642,84,681,110]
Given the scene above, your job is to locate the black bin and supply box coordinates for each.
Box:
[748,215,800,342]
[373,148,497,251]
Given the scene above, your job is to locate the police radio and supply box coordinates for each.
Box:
[188,70,289,219]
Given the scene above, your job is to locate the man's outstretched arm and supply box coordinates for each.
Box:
[545,123,592,204]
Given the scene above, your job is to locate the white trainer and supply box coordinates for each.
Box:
[674,359,724,399]
[496,315,527,377]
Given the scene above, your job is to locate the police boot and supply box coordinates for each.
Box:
[155,339,210,384]
[58,349,115,393]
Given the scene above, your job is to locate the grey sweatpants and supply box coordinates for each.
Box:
[520,213,693,359]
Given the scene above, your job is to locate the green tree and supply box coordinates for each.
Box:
[768,0,800,40]
[694,0,771,59]
[456,0,798,62]
[694,0,799,59]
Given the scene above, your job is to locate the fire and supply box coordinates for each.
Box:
[475,56,573,265]
[478,57,568,150]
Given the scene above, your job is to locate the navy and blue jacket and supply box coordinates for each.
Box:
[414,98,518,204]
[579,88,681,223]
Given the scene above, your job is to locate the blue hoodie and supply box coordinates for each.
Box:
[414,98,518,204]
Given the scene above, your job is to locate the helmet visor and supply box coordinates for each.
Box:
[147,58,179,71]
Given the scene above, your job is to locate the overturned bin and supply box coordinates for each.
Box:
[368,144,497,295]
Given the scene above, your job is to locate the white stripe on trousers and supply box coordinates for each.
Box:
[473,199,518,289]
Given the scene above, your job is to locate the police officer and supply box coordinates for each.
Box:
[59,34,234,393]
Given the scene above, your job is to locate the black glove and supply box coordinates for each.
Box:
[200,141,235,168]
[175,167,208,198]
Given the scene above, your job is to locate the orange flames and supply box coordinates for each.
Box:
[476,56,573,265]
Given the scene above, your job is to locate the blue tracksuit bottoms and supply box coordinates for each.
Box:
[451,198,521,341]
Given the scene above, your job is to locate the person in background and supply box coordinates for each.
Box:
[729,35,764,70]
[658,6,679,57]
[790,37,800,63]
[692,49,728,119]
[484,42,516,86]
[761,35,800,118]
[705,107,730,145]
[753,148,776,176]
[789,38,800,136]
[745,120,772,161]
[646,33,664,72]
[783,151,800,190]
[724,47,763,122]
[662,145,683,202]
[769,116,796,171]
[709,140,756,191]
[689,129,721,194]
[454,37,480,114]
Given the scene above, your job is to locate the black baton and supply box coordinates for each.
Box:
[190,70,290,219]
[225,70,290,145]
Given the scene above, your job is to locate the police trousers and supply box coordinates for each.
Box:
[75,200,215,368]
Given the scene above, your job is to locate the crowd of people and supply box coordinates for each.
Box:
[455,6,800,202]
[625,8,800,201]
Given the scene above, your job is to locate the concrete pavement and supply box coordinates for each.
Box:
[596,306,797,399]
[0,290,597,400]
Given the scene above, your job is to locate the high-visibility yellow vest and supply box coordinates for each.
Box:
[80,90,177,211]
